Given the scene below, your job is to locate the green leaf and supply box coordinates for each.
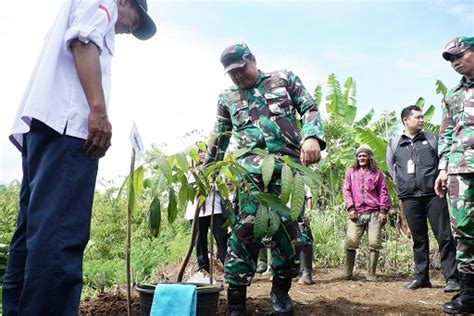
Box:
[254,204,269,240]
[424,122,440,135]
[280,164,293,205]
[216,178,229,201]
[355,108,374,127]
[187,184,196,202]
[133,165,145,197]
[232,147,251,159]
[149,197,161,237]
[267,210,281,237]
[222,166,234,180]
[178,185,189,207]
[313,84,322,106]
[415,97,425,109]
[167,188,177,224]
[188,148,200,164]
[344,77,356,107]
[326,73,342,117]
[143,178,153,189]
[279,156,322,185]
[344,105,357,125]
[116,175,129,200]
[436,80,448,97]
[423,105,436,122]
[261,154,275,190]
[250,148,268,156]
[253,192,290,219]
[290,174,305,221]
[175,153,189,171]
[156,155,172,182]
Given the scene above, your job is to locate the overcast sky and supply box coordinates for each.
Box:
[1,0,473,185]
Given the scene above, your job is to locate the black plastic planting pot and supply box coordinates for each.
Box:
[135,282,223,316]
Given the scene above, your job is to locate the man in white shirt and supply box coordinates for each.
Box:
[3,1,156,315]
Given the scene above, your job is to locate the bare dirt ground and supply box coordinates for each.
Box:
[80,265,454,315]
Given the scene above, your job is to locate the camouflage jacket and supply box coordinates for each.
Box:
[438,77,474,174]
[206,69,326,174]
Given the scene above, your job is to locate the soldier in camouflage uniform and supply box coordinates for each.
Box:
[205,43,325,315]
[435,37,474,314]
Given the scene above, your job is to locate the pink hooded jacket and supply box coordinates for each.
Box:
[343,167,391,214]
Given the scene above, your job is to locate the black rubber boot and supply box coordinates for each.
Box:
[227,284,247,316]
[367,250,379,281]
[343,249,356,280]
[271,277,294,315]
[443,272,474,314]
[298,244,314,285]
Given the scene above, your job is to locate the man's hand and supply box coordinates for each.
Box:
[84,107,112,159]
[434,169,448,198]
[377,213,387,225]
[70,40,110,159]
[300,138,321,165]
[348,210,358,221]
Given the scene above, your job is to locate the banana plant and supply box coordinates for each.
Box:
[326,74,357,125]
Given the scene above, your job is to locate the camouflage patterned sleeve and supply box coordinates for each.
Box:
[286,71,326,150]
[438,97,454,170]
[205,97,232,164]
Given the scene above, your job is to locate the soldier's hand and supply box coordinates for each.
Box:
[434,169,448,198]
[300,138,321,165]
[84,107,112,159]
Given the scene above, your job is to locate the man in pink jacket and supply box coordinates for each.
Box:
[342,144,390,281]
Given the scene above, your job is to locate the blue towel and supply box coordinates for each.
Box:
[150,283,197,316]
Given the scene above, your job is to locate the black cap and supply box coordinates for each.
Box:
[132,0,156,40]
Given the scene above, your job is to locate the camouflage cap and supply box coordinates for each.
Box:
[442,37,474,61]
[220,43,252,73]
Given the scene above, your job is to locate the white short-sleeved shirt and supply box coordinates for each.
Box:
[184,192,223,221]
[9,0,117,151]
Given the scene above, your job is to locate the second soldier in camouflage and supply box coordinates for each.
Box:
[435,36,474,314]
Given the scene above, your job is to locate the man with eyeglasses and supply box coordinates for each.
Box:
[3,1,156,315]
[434,37,474,314]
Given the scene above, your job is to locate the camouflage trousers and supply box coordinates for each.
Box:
[224,179,304,286]
[447,174,474,274]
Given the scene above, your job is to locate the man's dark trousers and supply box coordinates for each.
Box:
[195,214,229,272]
[2,120,98,316]
[402,195,458,283]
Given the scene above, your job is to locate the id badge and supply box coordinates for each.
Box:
[407,159,415,174]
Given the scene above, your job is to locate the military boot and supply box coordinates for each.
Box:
[271,277,294,315]
[227,284,247,316]
[298,244,313,285]
[342,249,356,280]
[443,272,474,314]
[367,250,379,281]
[256,248,268,273]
